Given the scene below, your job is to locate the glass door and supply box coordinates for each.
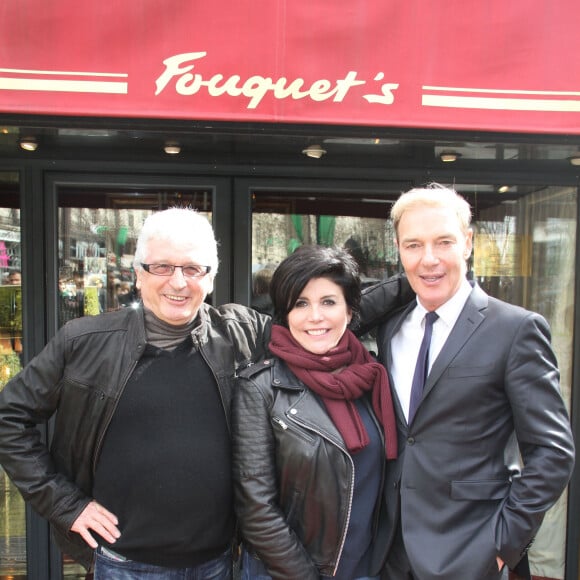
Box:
[0,170,26,579]
[472,184,576,580]
[49,176,230,579]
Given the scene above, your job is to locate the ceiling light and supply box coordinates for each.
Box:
[497,185,510,194]
[164,141,181,155]
[440,151,461,163]
[302,144,327,159]
[568,155,580,166]
[19,136,38,152]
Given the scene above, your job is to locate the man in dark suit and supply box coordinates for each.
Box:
[376,184,575,580]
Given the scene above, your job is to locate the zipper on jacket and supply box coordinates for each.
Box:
[288,414,355,576]
[272,416,288,430]
[234,360,254,378]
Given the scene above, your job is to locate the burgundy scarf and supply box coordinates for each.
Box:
[269,325,397,459]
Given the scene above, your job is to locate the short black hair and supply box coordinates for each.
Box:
[269,245,361,327]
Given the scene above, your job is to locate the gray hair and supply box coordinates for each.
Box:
[390,183,472,239]
[133,208,219,274]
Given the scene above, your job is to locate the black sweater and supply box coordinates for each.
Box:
[93,339,233,567]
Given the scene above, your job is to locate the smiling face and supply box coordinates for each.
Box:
[396,205,472,311]
[135,237,214,325]
[287,277,352,355]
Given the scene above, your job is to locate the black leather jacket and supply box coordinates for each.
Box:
[232,358,390,580]
[0,302,270,569]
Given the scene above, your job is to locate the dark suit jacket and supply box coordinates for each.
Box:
[376,284,575,580]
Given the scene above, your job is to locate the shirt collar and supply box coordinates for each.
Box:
[414,278,473,328]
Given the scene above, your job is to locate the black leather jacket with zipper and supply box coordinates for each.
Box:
[232,357,389,580]
[0,302,270,569]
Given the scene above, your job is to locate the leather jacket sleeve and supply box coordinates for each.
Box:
[0,327,91,536]
[232,375,319,580]
[355,273,414,336]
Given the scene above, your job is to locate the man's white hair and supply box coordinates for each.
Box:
[133,207,219,275]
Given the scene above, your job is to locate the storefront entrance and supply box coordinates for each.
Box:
[0,166,577,579]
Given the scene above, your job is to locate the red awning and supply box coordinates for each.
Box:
[1,1,579,134]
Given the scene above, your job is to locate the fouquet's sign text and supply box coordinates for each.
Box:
[155,52,400,110]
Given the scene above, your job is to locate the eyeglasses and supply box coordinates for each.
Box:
[141,263,212,278]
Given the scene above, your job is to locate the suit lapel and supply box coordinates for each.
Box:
[382,287,489,426]
[422,285,488,399]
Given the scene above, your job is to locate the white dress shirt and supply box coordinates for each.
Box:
[391,280,473,421]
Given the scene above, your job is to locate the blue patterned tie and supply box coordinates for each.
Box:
[408,311,438,423]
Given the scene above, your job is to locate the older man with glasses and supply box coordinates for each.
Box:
[0,208,275,579]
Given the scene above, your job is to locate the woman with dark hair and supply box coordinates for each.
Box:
[232,245,397,580]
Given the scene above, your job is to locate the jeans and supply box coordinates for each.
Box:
[240,550,378,580]
[94,546,232,580]
[240,551,270,580]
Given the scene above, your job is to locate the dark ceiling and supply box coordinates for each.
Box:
[2,116,579,167]
[1,116,580,216]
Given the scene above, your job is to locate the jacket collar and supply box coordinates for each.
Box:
[269,357,306,391]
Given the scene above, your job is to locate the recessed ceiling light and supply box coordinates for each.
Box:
[568,155,580,166]
[440,151,461,163]
[164,141,181,155]
[302,144,327,159]
[19,137,38,152]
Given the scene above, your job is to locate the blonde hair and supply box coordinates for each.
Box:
[391,183,472,240]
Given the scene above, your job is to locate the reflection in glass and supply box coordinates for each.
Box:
[474,186,576,580]
[251,195,396,357]
[0,173,26,578]
[58,207,147,325]
[252,212,395,284]
[58,199,212,327]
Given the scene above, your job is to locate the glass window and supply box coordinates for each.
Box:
[0,170,26,578]
[251,190,398,283]
[473,185,576,580]
[251,189,399,351]
[57,188,213,328]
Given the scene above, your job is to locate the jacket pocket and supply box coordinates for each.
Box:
[447,363,495,378]
[450,479,510,500]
